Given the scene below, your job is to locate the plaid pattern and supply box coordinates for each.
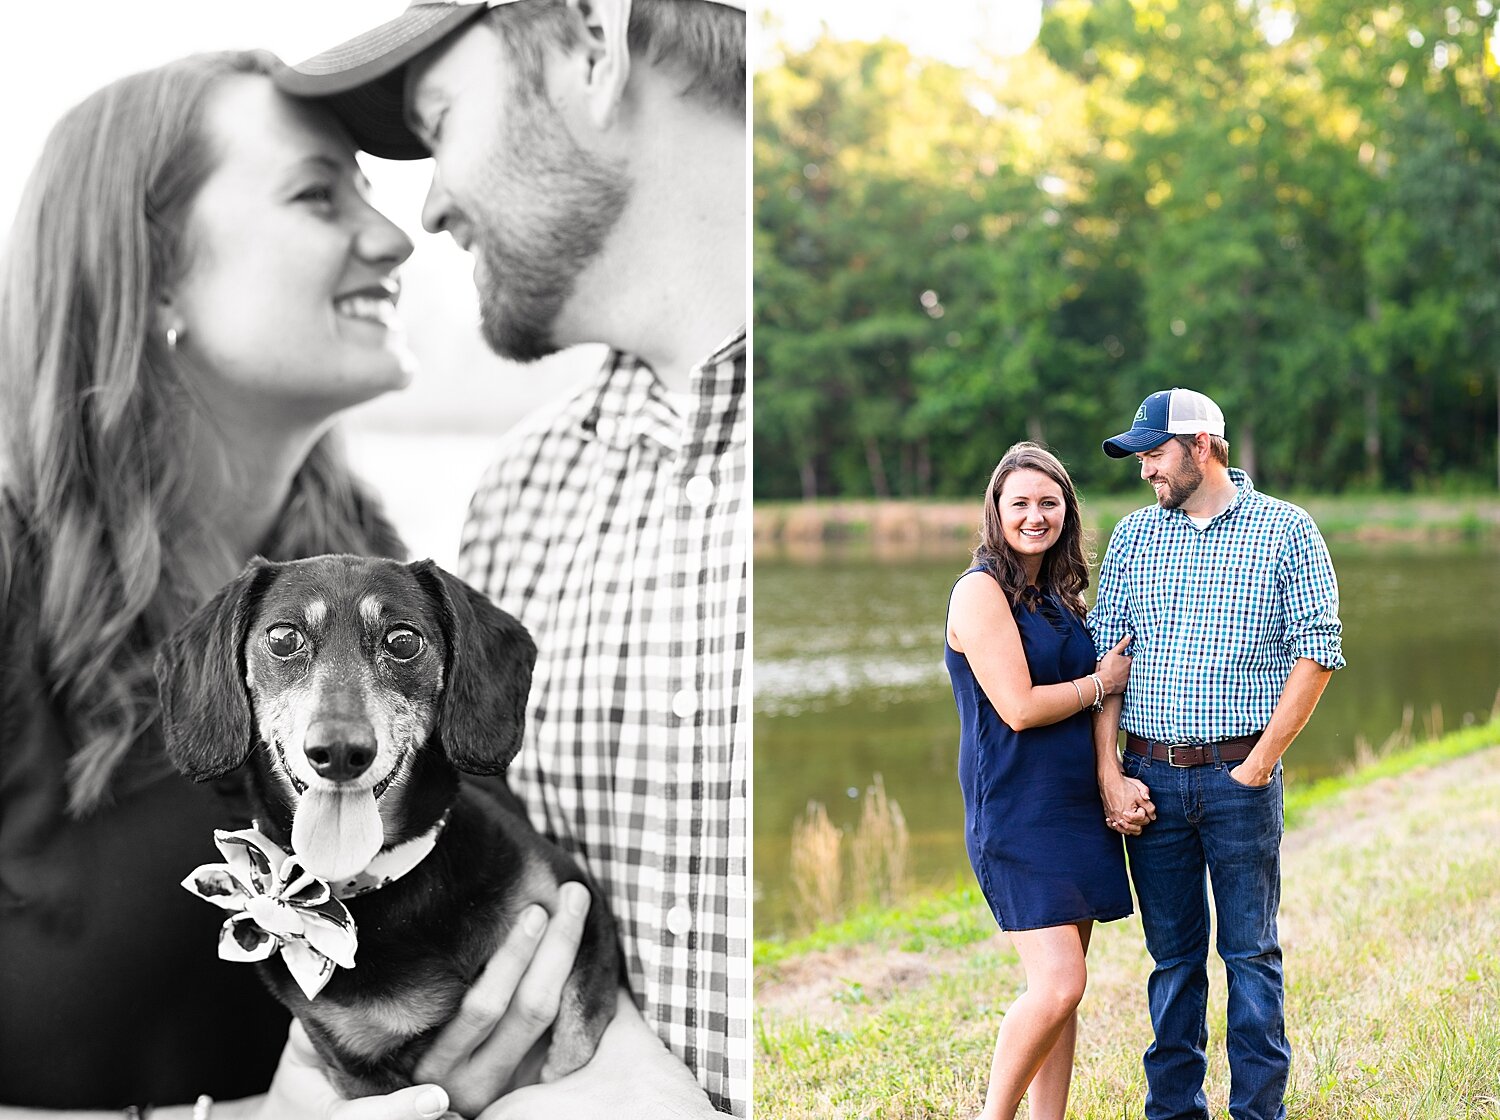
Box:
[1088,469,1345,743]
[458,331,748,1115]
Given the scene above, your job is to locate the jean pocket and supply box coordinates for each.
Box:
[1226,762,1279,791]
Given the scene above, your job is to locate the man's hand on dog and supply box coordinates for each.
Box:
[478,989,716,1120]
[414,881,593,1117]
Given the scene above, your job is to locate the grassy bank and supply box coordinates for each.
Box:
[754,494,1500,554]
[755,721,1500,1118]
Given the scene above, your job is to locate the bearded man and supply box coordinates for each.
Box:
[1088,387,1345,1120]
[278,2,746,1115]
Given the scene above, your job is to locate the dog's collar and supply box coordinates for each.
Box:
[329,811,451,899]
[245,810,452,900]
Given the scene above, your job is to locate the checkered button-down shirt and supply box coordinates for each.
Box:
[1087,469,1345,743]
[457,331,748,1115]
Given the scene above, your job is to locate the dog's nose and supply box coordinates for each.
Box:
[304,719,377,782]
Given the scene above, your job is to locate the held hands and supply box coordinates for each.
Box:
[1100,770,1155,836]
[1093,634,1134,696]
[1093,638,1147,833]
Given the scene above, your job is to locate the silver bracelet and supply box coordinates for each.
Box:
[192,1096,214,1120]
[1089,673,1104,712]
[1071,678,1086,711]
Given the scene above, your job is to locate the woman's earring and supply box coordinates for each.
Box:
[166,326,179,352]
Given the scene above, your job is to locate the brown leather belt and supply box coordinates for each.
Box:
[1125,732,1260,768]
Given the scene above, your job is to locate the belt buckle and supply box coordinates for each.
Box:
[1165,742,1194,767]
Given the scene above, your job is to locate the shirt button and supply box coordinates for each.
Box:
[665,905,692,937]
[684,475,715,508]
[671,689,697,718]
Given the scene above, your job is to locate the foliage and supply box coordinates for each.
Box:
[754,1,1500,499]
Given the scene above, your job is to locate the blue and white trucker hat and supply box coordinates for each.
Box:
[274,0,748,160]
[1102,388,1225,458]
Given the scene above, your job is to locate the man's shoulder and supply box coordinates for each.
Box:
[1237,486,1324,537]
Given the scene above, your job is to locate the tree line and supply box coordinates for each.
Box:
[754,0,1500,500]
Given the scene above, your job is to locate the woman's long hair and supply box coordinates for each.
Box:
[971,441,1090,617]
[0,52,402,814]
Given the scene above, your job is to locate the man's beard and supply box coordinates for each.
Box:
[1157,454,1203,509]
[470,89,631,362]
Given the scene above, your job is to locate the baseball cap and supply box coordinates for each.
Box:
[1101,388,1225,458]
[273,0,749,161]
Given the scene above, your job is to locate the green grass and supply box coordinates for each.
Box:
[1281,717,1500,828]
[757,722,1500,1118]
[755,885,997,972]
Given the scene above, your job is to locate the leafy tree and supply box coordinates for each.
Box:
[753,1,1500,498]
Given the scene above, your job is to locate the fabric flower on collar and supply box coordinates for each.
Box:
[183,827,358,1000]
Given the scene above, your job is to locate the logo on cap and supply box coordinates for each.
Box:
[1101,387,1225,459]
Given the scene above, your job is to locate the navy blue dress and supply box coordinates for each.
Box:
[945,571,1132,931]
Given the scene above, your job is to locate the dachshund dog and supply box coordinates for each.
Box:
[155,555,618,1098]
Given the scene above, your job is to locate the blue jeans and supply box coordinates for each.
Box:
[1122,749,1289,1120]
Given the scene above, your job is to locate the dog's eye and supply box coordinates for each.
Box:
[265,624,305,659]
[383,627,424,661]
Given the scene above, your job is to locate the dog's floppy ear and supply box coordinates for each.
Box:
[154,559,276,781]
[409,559,537,775]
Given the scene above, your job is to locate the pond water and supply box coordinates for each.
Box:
[753,540,1500,938]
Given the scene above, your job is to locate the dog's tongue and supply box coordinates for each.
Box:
[292,787,384,882]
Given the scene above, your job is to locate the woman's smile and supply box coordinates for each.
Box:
[999,468,1067,557]
[333,284,402,329]
[173,75,416,416]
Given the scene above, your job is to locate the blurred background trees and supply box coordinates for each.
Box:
[753,0,1500,499]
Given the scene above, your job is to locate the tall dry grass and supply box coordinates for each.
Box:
[789,774,911,928]
[1354,703,1416,768]
[851,773,911,908]
[790,800,843,928]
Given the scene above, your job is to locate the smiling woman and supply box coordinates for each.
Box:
[0,51,431,1118]
[170,73,416,420]
[942,441,1141,1120]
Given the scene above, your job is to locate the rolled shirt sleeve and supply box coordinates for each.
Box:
[1278,512,1346,671]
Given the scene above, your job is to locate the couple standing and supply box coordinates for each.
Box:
[0,1,745,1118]
[945,388,1346,1120]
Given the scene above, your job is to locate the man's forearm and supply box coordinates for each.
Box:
[1242,657,1334,779]
[1093,692,1125,779]
[1094,693,1154,832]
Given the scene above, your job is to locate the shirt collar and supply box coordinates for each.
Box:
[701,325,746,369]
[578,326,747,455]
